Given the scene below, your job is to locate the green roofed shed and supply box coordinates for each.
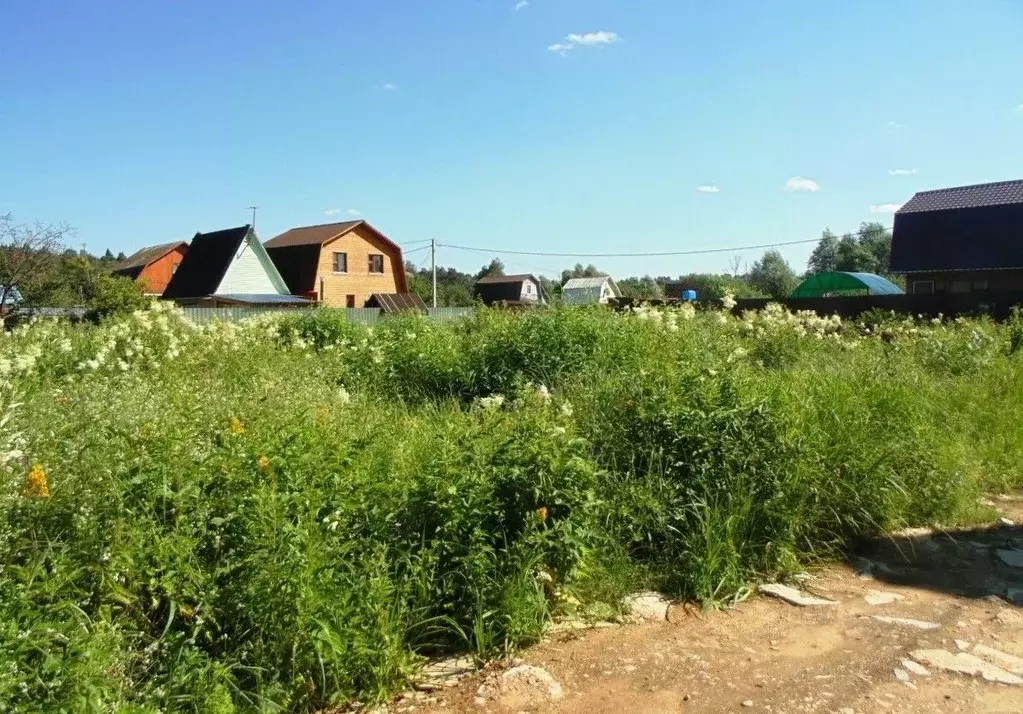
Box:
[790,271,904,298]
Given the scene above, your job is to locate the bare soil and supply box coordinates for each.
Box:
[396,497,1023,714]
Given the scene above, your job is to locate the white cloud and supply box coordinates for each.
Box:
[696,185,720,193]
[888,120,907,129]
[382,82,397,90]
[888,168,918,176]
[549,31,619,54]
[324,208,342,216]
[783,176,821,193]
[567,31,619,46]
[870,203,903,214]
[347,209,361,217]
[515,0,530,9]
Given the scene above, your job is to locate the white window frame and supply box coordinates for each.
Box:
[332,252,348,274]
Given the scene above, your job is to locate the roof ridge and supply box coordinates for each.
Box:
[916,178,1023,195]
[281,219,364,232]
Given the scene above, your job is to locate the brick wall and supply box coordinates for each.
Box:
[314,224,404,307]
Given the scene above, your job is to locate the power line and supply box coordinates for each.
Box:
[436,225,894,259]
[399,238,433,248]
[403,244,430,256]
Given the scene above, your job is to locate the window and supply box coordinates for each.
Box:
[951,280,971,294]
[912,280,934,295]
[346,295,356,308]
[368,254,384,274]
[973,280,989,291]
[332,252,348,273]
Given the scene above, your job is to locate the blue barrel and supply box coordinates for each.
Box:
[682,290,697,302]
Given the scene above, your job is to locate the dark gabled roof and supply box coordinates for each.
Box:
[474,273,538,285]
[112,241,187,274]
[264,220,364,248]
[366,292,427,313]
[162,226,250,299]
[897,179,1023,215]
[265,243,322,295]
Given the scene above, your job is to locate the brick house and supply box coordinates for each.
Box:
[891,179,1023,295]
[111,241,188,295]
[264,220,408,307]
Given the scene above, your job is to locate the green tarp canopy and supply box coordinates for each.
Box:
[790,271,904,298]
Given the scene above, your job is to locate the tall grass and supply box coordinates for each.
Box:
[0,302,1019,711]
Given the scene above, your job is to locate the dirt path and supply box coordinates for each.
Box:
[392,497,1023,714]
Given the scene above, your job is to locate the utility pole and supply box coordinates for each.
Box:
[431,238,437,308]
[246,206,259,229]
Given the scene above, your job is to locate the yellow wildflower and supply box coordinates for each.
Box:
[23,464,50,499]
[258,455,271,472]
[230,416,245,435]
[535,506,548,522]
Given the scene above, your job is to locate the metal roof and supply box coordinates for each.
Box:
[367,292,427,313]
[214,294,311,305]
[113,241,187,273]
[898,179,1023,214]
[475,274,538,285]
[562,277,610,289]
[264,221,364,247]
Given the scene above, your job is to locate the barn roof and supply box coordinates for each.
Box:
[264,220,365,247]
[113,241,187,273]
[475,274,538,285]
[897,179,1023,214]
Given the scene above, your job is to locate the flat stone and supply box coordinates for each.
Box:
[864,590,903,606]
[955,639,972,651]
[623,592,670,621]
[972,644,1023,675]
[418,656,476,682]
[741,699,754,707]
[759,583,837,607]
[999,517,1015,526]
[869,615,941,630]
[996,549,1023,568]
[902,660,930,677]
[910,650,1023,686]
[894,667,911,682]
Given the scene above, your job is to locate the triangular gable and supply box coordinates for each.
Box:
[214,229,290,296]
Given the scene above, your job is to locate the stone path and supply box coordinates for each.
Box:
[378,495,1023,714]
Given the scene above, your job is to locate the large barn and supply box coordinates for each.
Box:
[891,179,1023,295]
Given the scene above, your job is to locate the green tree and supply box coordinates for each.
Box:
[100,248,116,262]
[115,251,128,262]
[475,258,505,280]
[618,275,664,300]
[807,229,840,274]
[560,263,604,284]
[748,250,798,298]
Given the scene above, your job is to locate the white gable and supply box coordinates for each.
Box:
[215,235,282,295]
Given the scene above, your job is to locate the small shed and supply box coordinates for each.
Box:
[561,276,621,305]
[473,274,545,306]
[365,292,427,314]
[790,271,904,298]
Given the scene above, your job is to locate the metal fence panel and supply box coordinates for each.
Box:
[427,307,473,322]
[179,306,477,325]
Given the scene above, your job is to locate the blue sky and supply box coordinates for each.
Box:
[2,0,1022,278]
